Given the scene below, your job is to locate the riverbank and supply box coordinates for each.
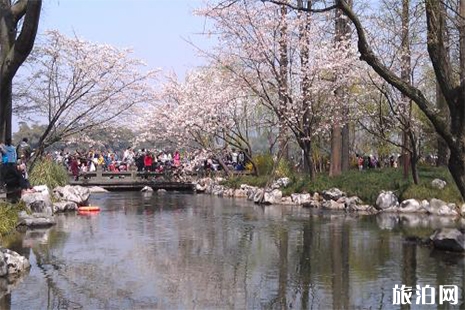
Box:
[221,166,463,205]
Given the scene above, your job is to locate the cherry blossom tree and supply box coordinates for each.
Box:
[266,0,465,199]
[140,66,263,174]
[196,0,364,178]
[14,30,159,161]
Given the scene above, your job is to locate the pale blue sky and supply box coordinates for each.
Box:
[14,0,213,132]
[39,0,212,77]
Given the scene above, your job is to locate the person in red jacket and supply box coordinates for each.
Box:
[144,152,153,172]
[70,156,80,180]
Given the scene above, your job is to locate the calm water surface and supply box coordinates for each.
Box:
[1,191,464,309]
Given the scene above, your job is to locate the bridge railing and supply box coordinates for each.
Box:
[69,168,252,183]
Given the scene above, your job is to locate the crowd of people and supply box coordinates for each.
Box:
[49,147,250,180]
[50,148,183,181]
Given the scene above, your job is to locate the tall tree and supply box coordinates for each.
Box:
[330,1,352,176]
[277,4,290,162]
[400,0,412,180]
[267,0,465,199]
[0,0,42,142]
[15,30,158,160]
[339,0,465,198]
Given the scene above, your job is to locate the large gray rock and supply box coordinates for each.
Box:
[211,185,225,196]
[291,193,312,205]
[348,204,377,213]
[426,199,459,216]
[322,199,345,210]
[430,228,465,252]
[140,186,153,192]
[375,191,399,211]
[53,185,90,205]
[233,189,248,198]
[322,188,346,201]
[0,248,31,276]
[223,188,235,198]
[195,183,207,192]
[242,186,259,201]
[32,185,50,196]
[253,189,264,203]
[195,178,215,193]
[0,272,28,299]
[398,199,427,213]
[88,186,109,193]
[271,177,291,189]
[21,192,52,215]
[16,212,56,229]
[263,189,283,205]
[431,179,447,190]
[280,196,294,205]
[343,196,363,209]
[53,201,78,213]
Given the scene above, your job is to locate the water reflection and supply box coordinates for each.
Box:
[0,192,464,309]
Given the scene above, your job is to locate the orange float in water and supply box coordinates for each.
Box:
[77,206,100,212]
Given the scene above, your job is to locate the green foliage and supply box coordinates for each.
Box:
[399,166,462,204]
[12,122,46,149]
[30,159,69,189]
[221,175,269,189]
[254,154,274,176]
[276,159,293,178]
[0,202,20,236]
[228,166,462,205]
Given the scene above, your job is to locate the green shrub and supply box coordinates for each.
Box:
[276,159,293,178]
[221,175,269,189]
[222,165,463,205]
[254,154,274,176]
[29,159,69,189]
[0,202,19,236]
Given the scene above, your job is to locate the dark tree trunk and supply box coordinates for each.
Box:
[0,0,42,142]
[277,4,289,162]
[329,126,342,177]
[436,81,449,166]
[299,138,315,179]
[342,123,350,172]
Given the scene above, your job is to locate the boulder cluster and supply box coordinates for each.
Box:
[194,177,465,218]
[17,185,107,229]
[1,185,108,279]
[194,177,465,253]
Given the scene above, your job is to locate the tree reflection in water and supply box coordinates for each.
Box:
[0,192,464,309]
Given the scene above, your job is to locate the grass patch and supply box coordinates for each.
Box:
[0,202,21,237]
[223,165,463,205]
[221,175,269,189]
[30,159,69,189]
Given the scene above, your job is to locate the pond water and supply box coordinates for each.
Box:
[1,192,464,309]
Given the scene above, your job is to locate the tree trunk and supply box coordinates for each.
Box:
[401,0,411,180]
[341,123,350,171]
[436,82,449,166]
[338,1,352,173]
[277,4,289,162]
[0,0,42,142]
[329,125,342,177]
[300,138,315,179]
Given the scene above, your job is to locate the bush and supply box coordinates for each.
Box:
[221,165,463,205]
[254,154,273,176]
[276,159,293,178]
[0,202,20,236]
[221,175,269,189]
[29,159,68,189]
